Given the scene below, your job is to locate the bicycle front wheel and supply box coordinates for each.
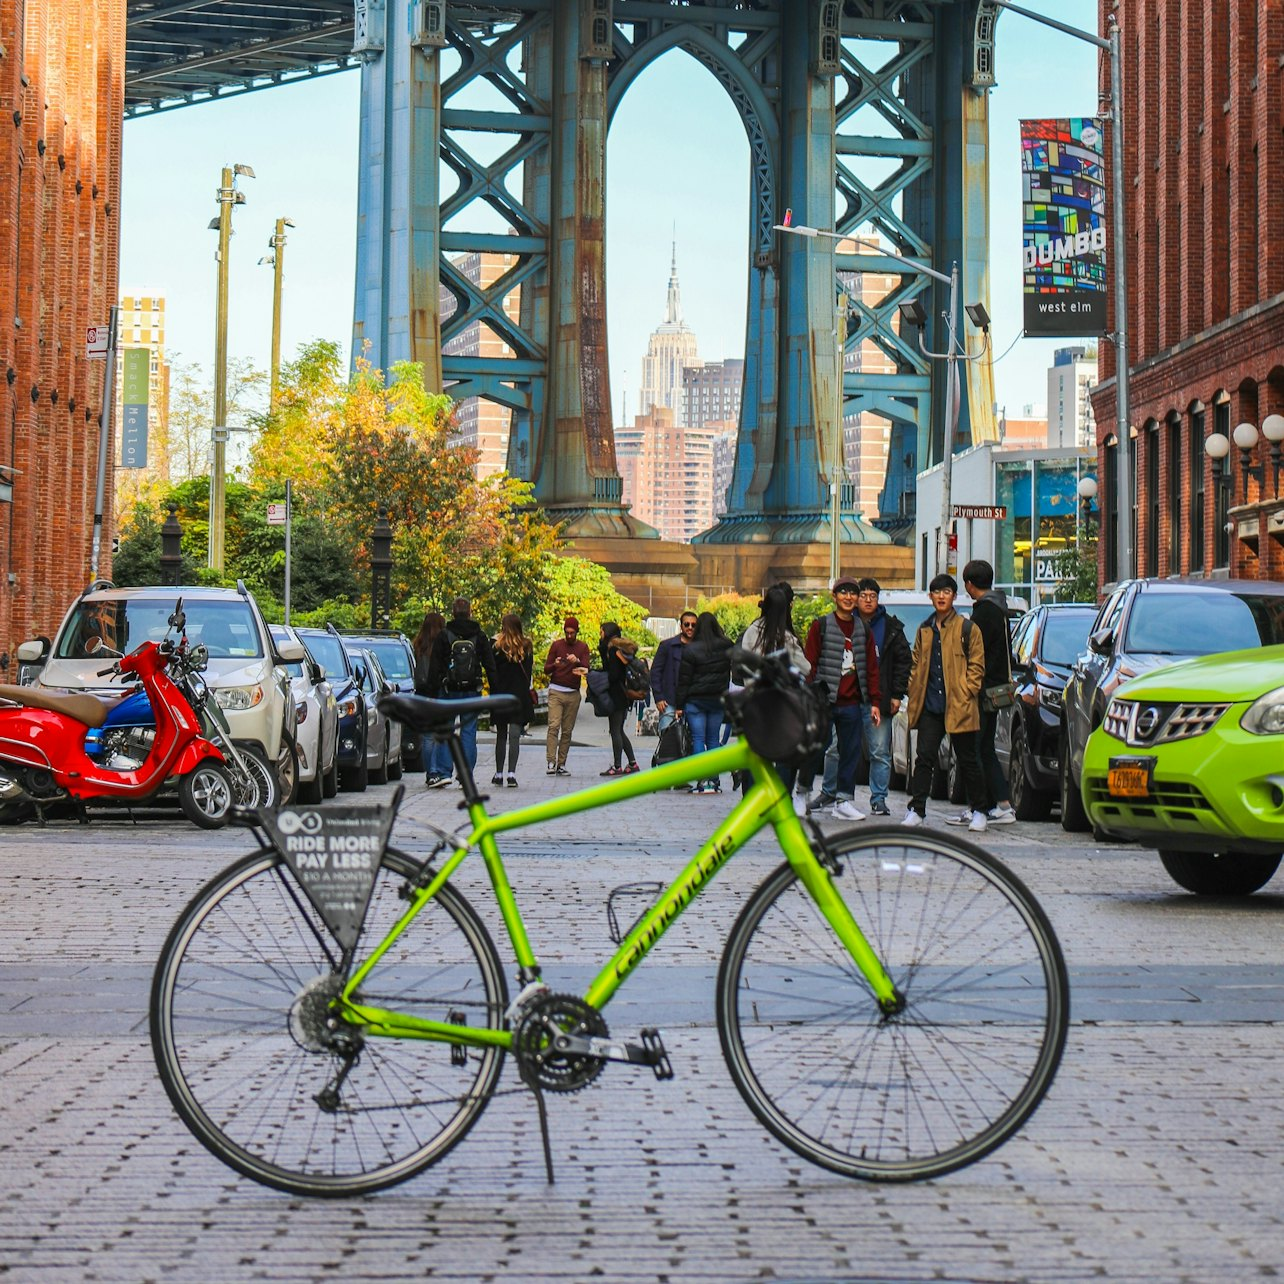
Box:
[151,848,508,1197]
[717,826,1068,1181]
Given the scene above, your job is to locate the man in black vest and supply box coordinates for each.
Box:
[795,575,881,821]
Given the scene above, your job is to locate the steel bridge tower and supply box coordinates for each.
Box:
[351,0,1000,568]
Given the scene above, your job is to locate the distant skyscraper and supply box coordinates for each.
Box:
[616,405,723,543]
[114,293,171,496]
[639,243,700,424]
[684,357,743,430]
[1048,346,1098,448]
[440,251,521,478]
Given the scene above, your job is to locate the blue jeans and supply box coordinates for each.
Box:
[802,704,864,799]
[862,706,892,807]
[421,735,452,778]
[439,690,478,776]
[685,699,723,780]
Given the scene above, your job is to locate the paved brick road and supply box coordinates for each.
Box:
[2,721,1283,1282]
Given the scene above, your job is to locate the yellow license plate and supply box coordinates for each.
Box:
[1107,764,1151,798]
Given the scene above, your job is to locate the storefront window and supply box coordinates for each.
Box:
[995,459,1084,594]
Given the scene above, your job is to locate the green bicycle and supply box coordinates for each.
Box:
[150,650,1070,1197]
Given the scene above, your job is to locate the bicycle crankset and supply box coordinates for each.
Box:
[511,991,609,1094]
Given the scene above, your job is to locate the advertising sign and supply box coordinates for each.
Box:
[120,348,150,469]
[1021,118,1107,337]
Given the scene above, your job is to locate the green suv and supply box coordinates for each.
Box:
[1081,645,1284,895]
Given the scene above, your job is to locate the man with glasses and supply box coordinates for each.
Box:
[651,611,696,736]
[795,575,881,822]
[853,578,912,816]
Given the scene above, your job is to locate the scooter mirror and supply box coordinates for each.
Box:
[188,643,209,671]
[85,635,103,655]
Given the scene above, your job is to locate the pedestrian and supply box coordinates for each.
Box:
[413,610,453,788]
[961,559,1017,826]
[795,575,881,822]
[426,597,497,785]
[902,573,989,831]
[738,583,808,801]
[488,614,534,789]
[598,621,642,776]
[853,578,912,817]
[674,611,733,794]
[651,610,696,734]
[543,616,591,776]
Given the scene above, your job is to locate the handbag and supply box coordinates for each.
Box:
[584,668,615,717]
[982,681,1018,712]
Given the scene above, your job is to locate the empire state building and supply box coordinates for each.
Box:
[639,244,700,424]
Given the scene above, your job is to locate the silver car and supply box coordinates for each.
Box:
[270,624,339,804]
[343,645,403,785]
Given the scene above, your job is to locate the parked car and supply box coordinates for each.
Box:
[887,592,1028,797]
[17,581,302,802]
[340,629,420,771]
[343,645,403,786]
[1081,643,1284,895]
[1060,578,1284,833]
[994,603,1097,820]
[295,625,368,792]
[270,623,339,804]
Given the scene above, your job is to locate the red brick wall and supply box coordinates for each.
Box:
[1093,0,1284,584]
[0,0,123,670]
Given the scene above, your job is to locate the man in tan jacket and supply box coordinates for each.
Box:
[902,573,990,832]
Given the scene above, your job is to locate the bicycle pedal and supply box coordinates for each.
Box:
[448,1009,468,1065]
[639,1027,673,1080]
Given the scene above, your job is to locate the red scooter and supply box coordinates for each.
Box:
[0,618,234,829]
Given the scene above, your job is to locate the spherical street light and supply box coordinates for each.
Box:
[1233,421,1260,451]
[1262,414,1284,445]
[1077,476,1098,501]
[1204,432,1231,460]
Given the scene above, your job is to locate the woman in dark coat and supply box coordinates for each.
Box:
[491,614,535,787]
[598,621,641,776]
[675,612,733,794]
[413,611,452,786]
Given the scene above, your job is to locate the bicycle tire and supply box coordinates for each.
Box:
[151,847,508,1197]
[716,825,1068,1182]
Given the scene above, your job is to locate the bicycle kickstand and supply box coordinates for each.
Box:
[517,1064,556,1184]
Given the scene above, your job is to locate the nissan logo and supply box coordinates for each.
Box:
[1134,706,1162,739]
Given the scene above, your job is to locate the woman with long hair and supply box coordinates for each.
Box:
[598,621,641,776]
[737,585,808,796]
[414,611,453,787]
[490,613,535,787]
[675,612,733,793]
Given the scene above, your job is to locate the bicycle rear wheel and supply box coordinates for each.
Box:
[717,826,1068,1181]
[151,848,508,1196]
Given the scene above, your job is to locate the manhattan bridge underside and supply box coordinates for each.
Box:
[125,0,1005,574]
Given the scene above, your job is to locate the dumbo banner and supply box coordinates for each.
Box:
[1021,118,1108,337]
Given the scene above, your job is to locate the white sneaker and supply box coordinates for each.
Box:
[830,799,867,821]
[944,810,973,826]
[987,805,1016,825]
[968,810,988,833]
[546,762,556,775]
[791,789,809,817]
[901,809,924,828]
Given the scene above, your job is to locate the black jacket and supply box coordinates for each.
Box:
[491,644,534,724]
[427,616,498,694]
[864,606,912,716]
[675,637,733,708]
[650,633,686,706]
[969,590,1012,690]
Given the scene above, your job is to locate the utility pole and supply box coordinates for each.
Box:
[831,293,848,584]
[261,217,295,410]
[208,163,254,572]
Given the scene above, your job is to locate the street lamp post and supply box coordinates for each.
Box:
[160,504,184,587]
[208,162,255,572]
[774,214,988,579]
[370,507,393,631]
[1076,475,1098,544]
[989,0,1133,578]
[259,217,295,410]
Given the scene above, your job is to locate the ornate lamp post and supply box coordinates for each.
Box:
[370,507,393,631]
[1076,475,1098,543]
[160,504,184,587]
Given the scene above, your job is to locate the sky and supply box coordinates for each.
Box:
[119,1,1099,426]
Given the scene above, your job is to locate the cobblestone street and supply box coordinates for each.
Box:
[3,722,1284,1282]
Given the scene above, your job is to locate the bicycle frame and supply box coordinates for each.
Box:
[337,737,899,1049]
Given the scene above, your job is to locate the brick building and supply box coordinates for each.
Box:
[1091,0,1284,584]
[0,1,125,663]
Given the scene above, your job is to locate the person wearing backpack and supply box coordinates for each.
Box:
[902,574,989,831]
[674,612,733,794]
[426,597,498,784]
[598,621,642,776]
[413,610,453,788]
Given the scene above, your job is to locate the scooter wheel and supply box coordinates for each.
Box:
[179,761,234,830]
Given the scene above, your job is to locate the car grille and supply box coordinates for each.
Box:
[1102,699,1230,747]
[1085,777,1215,822]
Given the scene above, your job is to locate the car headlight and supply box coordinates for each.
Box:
[213,683,264,710]
[337,697,359,718]
[296,704,308,724]
[1241,686,1284,735]
[1103,698,1132,740]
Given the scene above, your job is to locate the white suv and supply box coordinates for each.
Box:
[18,582,304,799]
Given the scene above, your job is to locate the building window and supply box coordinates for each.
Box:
[1167,416,1182,574]
[1214,398,1230,568]
[1104,441,1117,583]
[1189,409,1205,572]
[1145,426,1159,575]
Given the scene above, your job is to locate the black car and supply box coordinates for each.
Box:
[1059,578,1284,832]
[296,625,369,791]
[995,603,1096,820]
[340,629,421,771]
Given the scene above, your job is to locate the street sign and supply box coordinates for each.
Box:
[85,325,110,360]
[266,503,288,526]
[952,504,1007,520]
